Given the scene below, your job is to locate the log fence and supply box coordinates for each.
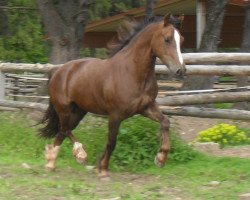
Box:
[0,53,249,120]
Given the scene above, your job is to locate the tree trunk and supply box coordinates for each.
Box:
[240,3,250,52]
[37,0,89,64]
[145,0,154,20]
[234,3,250,110]
[0,0,8,36]
[182,0,228,90]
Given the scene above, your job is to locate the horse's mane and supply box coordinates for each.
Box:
[107,15,182,57]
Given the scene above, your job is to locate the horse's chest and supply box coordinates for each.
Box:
[129,88,157,113]
[138,94,154,107]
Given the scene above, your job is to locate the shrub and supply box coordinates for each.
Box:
[111,116,197,171]
[195,123,250,147]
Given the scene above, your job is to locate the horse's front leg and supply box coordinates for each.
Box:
[98,116,121,179]
[142,103,170,167]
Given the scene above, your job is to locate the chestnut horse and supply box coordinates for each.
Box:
[39,15,185,178]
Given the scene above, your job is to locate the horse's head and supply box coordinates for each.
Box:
[151,15,186,77]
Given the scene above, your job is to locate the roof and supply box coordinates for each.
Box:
[85,0,248,33]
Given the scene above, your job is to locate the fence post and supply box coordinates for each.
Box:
[196,0,206,49]
[0,71,5,100]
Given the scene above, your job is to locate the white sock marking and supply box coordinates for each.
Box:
[73,142,82,149]
[174,30,184,65]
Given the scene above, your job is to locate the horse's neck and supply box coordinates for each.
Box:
[115,26,157,82]
[127,26,156,67]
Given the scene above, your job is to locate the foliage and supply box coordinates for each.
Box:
[111,116,197,171]
[0,0,48,63]
[214,103,233,109]
[81,48,107,59]
[195,123,250,147]
[168,132,197,163]
[87,0,143,21]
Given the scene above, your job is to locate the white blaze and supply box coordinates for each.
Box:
[174,30,184,65]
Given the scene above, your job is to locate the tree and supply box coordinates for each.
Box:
[88,0,112,21]
[0,0,8,36]
[145,0,154,20]
[240,3,250,53]
[182,0,229,90]
[37,0,89,64]
[234,2,250,109]
[0,0,47,63]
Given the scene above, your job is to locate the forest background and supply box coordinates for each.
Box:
[0,0,149,63]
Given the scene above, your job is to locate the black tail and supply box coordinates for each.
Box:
[39,101,60,138]
[39,68,60,138]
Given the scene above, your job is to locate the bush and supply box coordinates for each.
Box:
[195,123,250,147]
[111,116,197,171]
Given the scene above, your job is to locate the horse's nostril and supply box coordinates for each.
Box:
[176,69,182,76]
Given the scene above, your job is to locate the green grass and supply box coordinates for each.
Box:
[145,155,250,200]
[0,112,250,200]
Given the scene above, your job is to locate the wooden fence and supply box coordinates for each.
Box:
[0,53,250,120]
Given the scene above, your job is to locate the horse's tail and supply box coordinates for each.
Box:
[39,68,60,138]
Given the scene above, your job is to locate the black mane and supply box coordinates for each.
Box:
[107,15,182,57]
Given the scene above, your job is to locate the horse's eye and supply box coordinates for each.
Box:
[165,38,171,44]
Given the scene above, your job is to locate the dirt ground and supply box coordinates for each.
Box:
[170,116,250,158]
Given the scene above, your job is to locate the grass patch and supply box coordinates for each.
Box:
[0,112,250,199]
[145,155,250,200]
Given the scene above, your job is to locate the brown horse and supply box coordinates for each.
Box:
[39,15,185,178]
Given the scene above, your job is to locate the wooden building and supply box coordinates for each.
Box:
[83,0,248,50]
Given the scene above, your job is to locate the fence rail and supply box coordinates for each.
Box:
[157,53,250,64]
[1,64,250,76]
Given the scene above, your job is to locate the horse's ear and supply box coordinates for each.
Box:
[178,14,185,23]
[163,14,171,26]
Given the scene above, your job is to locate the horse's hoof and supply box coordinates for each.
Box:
[73,142,87,165]
[75,155,87,165]
[99,176,111,181]
[45,163,56,171]
[98,170,110,181]
[154,152,166,168]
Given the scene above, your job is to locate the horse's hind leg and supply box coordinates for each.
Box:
[65,107,88,165]
[68,133,87,165]
[45,133,66,170]
[142,103,170,167]
[45,104,87,170]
